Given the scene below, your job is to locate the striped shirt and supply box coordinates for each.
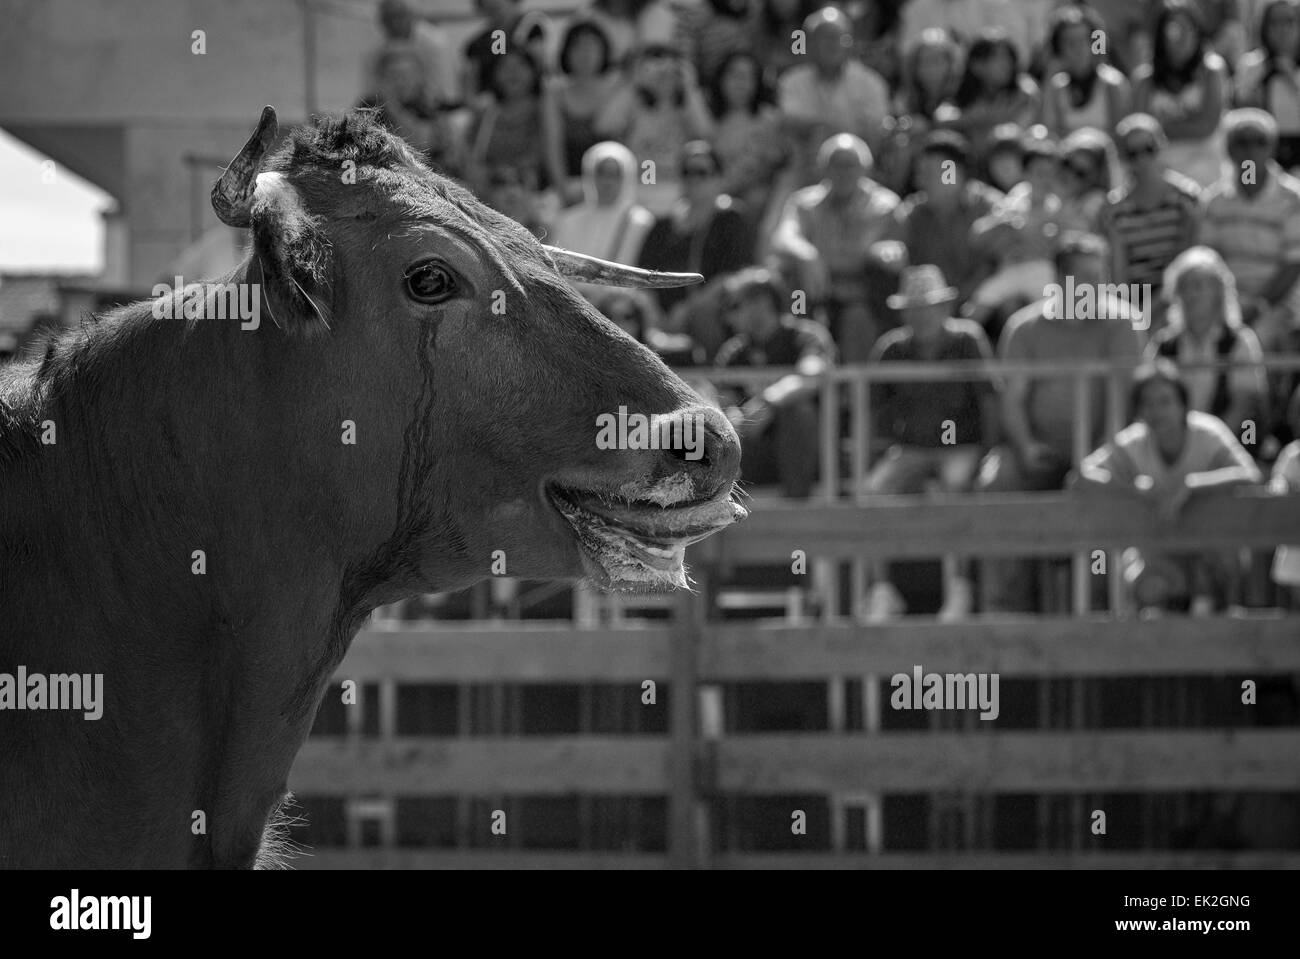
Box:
[1100,170,1201,288]
[1200,163,1300,308]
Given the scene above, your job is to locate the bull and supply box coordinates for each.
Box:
[0,107,743,867]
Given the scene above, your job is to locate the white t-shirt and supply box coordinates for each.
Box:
[1271,441,1300,584]
[777,61,891,142]
[1082,410,1261,489]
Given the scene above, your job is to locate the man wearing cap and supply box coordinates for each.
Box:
[862,265,999,621]
[714,268,836,499]
[1200,108,1300,352]
[878,130,1003,308]
[1100,113,1202,303]
[769,133,901,363]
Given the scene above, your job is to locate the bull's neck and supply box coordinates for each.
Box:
[4,282,359,867]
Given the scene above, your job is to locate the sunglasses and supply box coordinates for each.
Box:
[1230,134,1271,148]
[1123,142,1158,159]
[1061,160,1095,178]
[682,166,714,179]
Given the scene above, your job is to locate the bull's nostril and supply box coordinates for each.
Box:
[653,405,741,499]
[668,444,709,468]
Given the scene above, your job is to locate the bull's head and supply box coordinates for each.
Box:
[210,107,744,606]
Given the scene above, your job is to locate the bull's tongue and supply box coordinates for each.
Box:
[590,498,747,543]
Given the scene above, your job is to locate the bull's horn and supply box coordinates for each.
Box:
[212,105,279,227]
[544,247,703,289]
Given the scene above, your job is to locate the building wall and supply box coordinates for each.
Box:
[0,0,579,285]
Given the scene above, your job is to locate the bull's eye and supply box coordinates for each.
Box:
[404,260,457,304]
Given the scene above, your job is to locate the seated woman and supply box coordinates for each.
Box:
[465,47,562,199]
[681,0,754,85]
[545,17,625,203]
[595,44,715,216]
[706,50,788,229]
[940,28,1040,164]
[1144,246,1268,443]
[1039,4,1131,138]
[1132,0,1229,188]
[549,141,656,299]
[1234,0,1300,172]
[881,28,961,196]
[1076,359,1263,615]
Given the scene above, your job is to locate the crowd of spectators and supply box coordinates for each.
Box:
[365,0,1300,618]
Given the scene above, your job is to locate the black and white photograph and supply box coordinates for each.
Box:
[0,0,1296,939]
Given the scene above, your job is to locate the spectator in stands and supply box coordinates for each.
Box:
[1269,383,1300,603]
[682,0,755,85]
[1132,0,1230,188]
[861,265,999,622]
[981,122,1028,193]
[1056,126,1116,234]
[463,0,527,101]
[369,0,461,108]
[1077,358,1262,615]
[975,232,1145,613]
[546,17,624,201]
[1145,246,1268,439]
[1200,108,1300,352]
[777,6,891,165]
[358,45,462,177]
[596,44,715,215]
[879,130,1002,306]
[512,10,556,70]
[483,165,548,237]
[1040,4,1132,137]
[715,267,835,498]
[899,0,1027,63]
[1085,0,1158,75]
[894,29,962,131]
[639,140,756,360]
[769,133,901,363]
[466,48,560,198]
[879,28,963,196]
[1185,0,1249,68]
[551,141,656,267]
[707,51,788,224]
[1100,113,1201,300]
[942,28,1042,161]
[1235,0,1300,171]
[846,0,907,92]
[967,133,1064,335]
[582,0,650,64]
[592,287,702,365]
[753,0,824,82]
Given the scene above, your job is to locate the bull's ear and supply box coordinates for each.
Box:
[247,172,334,332]
[211,107,332,332]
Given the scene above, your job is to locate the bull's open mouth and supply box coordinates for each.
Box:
[547,484,747,589]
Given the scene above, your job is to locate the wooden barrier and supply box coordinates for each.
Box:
[287,357,1300,867]
[287,489,1300,869]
